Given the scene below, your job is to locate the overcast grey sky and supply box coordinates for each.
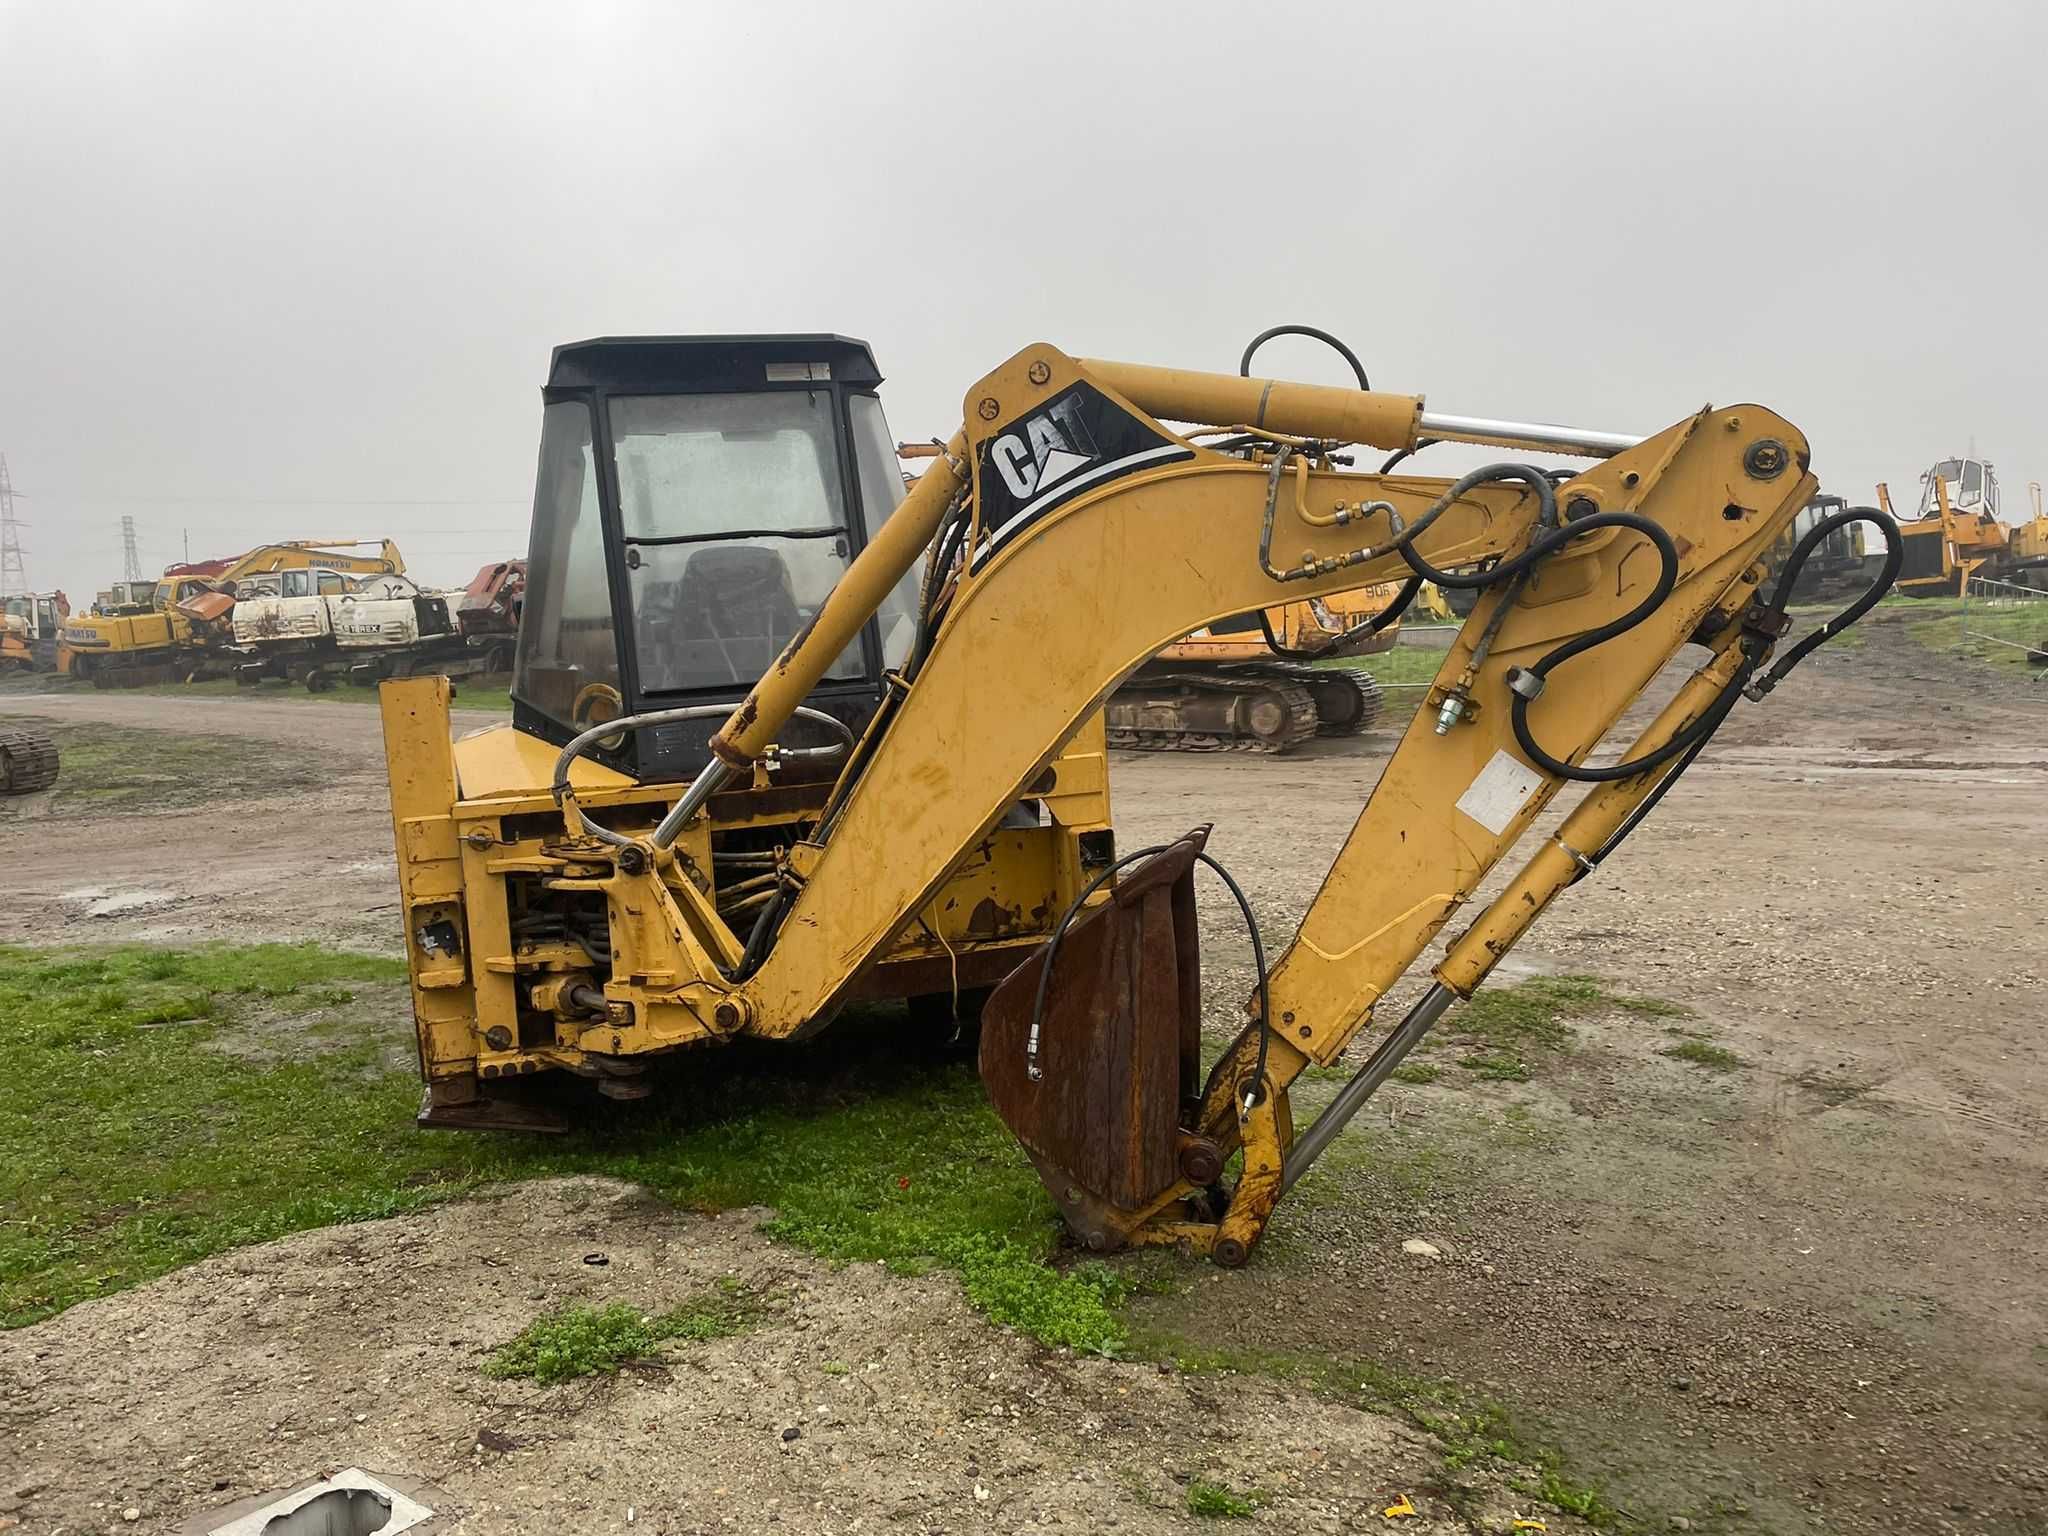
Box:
[2,0,2043,598]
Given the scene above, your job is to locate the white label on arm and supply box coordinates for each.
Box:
[1454,749,1545,836]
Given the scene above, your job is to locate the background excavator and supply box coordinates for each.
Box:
[379,333,1896,1265]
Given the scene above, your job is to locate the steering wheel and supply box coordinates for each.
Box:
[570,682,627,752]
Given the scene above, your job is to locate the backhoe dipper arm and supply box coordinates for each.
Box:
[688,344,1813,1261]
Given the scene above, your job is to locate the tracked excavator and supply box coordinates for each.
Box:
[380,334,1898,1264]
[0,726,58,795]
[1103,582,1401,751]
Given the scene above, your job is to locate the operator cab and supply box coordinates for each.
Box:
[1918,457,2001,519]
[513,335,920,781]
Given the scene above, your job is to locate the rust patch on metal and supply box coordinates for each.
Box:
[773,613,822,676]
[967,897,1025,939]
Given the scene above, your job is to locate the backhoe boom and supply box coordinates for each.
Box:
[633,345,1818,1260]
[434,339,1864,1263]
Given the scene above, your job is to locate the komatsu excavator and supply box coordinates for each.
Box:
[381,334,1896,1265]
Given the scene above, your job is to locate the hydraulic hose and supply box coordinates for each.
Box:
[1584,505,1904,866]
[1378,438,1442,475]
[1492,513,1696,782]
[1239,324,1370,391]
[1260,459,1559,586]
[1748,506,1903,696]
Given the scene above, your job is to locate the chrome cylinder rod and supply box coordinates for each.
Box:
[651,759,734,848]
[1281,982,1457,1193]
[1418,410,1644,459]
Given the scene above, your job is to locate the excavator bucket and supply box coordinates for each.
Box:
[979,829,1216,1249]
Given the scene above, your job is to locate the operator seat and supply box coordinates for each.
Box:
[675,544,805,686]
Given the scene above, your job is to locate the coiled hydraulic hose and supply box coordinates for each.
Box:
[1580,504,1904,866]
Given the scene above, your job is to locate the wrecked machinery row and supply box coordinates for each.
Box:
[3,549,526,690]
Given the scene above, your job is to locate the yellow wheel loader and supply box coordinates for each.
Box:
[381,334,1899,1264]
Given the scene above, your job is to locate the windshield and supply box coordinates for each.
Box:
[1,597,25,620]
[1920,460,1965,518]
[612,391,863,695]
[514,400,621,723]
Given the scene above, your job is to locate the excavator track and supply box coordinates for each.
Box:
[1106,663,1385,753]
[1264,663,1384,737]
[1106,673,1318,754]
[0,725,60,795]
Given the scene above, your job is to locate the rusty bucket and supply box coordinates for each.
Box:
[978,828,1221,1250]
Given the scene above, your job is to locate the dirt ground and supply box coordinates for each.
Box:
[0,1179,1579,1536]
[2,609,2045,1534]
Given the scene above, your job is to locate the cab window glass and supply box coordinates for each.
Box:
[515,401,620,724]
[611,391,860,694]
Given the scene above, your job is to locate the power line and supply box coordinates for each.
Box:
[26,493,527,507]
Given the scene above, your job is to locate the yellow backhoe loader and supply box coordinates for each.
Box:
[380,334,1897,1265]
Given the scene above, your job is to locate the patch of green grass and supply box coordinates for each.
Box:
[1534,1468,1612,1521]
[1660,1039,1741,1072]
[1389,1062,1440,1085]
[1456,1051,1531,1082]
[1905,599,2048,671]
[1400,975,1692,1086]
[1317,643,1451,690]
[1456,975,1688,1051]
[485,1287,760,1384]
[1185,1480,1259,1519]
[0,943,1129,1354]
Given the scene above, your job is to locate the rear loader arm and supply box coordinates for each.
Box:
[636,344,1823,1261]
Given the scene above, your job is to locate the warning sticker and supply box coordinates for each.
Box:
[1454,750,1545,836]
